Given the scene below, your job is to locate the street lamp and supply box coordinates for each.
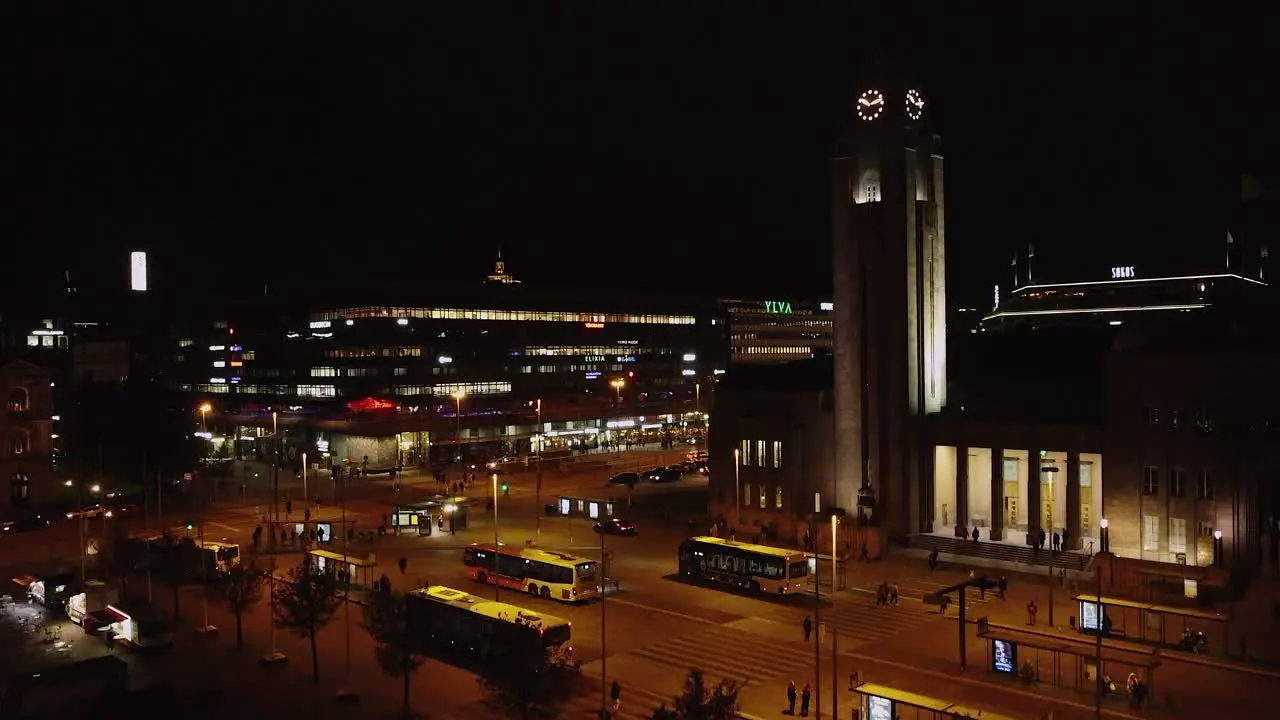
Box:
[491,472,501,600]
[1099,517,1110,553]
[733,448,741,523]
[535,399,543,537]
[1044,462,1060,627]
[610,378,624,402]
[199,402,211,430]
[1213,529,1224,566]
[452,390,467,468]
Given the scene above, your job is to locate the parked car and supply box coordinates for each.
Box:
[608,472,640,486]
[2,513,54,533]
[666,464,688,474]
[593,518,638,536]
[655,469,682,483]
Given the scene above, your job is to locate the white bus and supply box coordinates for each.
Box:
[678,536,812,594]
[463,542,599,602]
[406,585,573,661]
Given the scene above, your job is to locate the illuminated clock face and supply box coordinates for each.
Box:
[856,90,885,121]
[906,89,925,120]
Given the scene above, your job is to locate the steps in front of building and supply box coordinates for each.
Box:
[911,535,1093,572]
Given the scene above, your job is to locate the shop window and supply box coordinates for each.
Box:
[1142,467,1159,496]
[10,472,29,503]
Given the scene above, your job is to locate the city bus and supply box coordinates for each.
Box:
[405,585,573,661]
[678,536,812,594]
[463,542,599,602]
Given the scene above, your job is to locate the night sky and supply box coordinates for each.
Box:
[4,4,1276,310]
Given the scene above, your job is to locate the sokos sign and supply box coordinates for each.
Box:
[763,300,793,314]
[1111,266,1135,279]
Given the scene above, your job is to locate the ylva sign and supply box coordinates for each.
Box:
[1111,266,1135,279]
[763,300,793,314]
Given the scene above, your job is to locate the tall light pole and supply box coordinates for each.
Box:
[733,448,741,524]
[1045,463,1060,627]
[196,472,216,635]
[535,399,543,537]
[302,451,308,504]
[695,382,701,450]
[200,403,212,464]
[610,378,624,404]
[452,390,466,479]
[271,411,280,523]
[600,528,609,715]
[491,472,501,600]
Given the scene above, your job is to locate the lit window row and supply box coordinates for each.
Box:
[192,384,230,394]
[740,482,785,510]
[393,382,513,397]
[519,364,632,374]
[738,439,783,468]
[311,367,339,377]
[730,320,833,329]
[316,307,697,325]
[297,385,337,398]
[26,335,69,348]
[732,346,816,355]
[522,346,670,356]
[325,347,423,358]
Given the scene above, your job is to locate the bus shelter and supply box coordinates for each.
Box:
[393,495,470,536]
[556,496,617,521]
[1073,593,1231,653]
[308,549,377,590]
[851,682,1019,720]
[978,624,1160,700]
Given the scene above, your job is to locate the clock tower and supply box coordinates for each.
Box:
[831,68,946,541]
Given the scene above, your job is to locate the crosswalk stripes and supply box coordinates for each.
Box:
[586,622,817,696]
[854,576,999,604]
[562,683,676,719]
[745,594,940,647]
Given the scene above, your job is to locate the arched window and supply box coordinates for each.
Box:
[8,429,30,456]
[10,472,30,502]
[7,387,29,412]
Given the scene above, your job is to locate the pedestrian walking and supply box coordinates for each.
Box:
[786,681,797,715]
[1027,599,1038,626]
[971,526,980,543]
[998,575,1008,599]
[800,682,812,717]
[890,582,900,606]
[803,615,812,642]
[610,680,621,712]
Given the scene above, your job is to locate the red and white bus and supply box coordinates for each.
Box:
[463,542,599,603]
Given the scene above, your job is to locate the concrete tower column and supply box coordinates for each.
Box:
[831,155,865,513]
[990,447,1005,541]
[1066,450,1082,551]
[953,445,969,537]
[1027,451,1043,546]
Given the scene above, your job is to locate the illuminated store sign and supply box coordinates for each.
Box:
[584,322,605,329]
[763,301,793,314]
[1111,266,1135,279]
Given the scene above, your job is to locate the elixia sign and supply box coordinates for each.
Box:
[763,300,793,314]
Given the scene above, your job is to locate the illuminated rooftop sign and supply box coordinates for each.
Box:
[1111,266,1135,279]
[763,301,793,314]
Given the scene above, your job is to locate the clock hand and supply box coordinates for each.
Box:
[858,97,871,105]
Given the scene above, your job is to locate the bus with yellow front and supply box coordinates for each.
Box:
[405,585,573,661]
[463,542,599,602]
[678,536,812,594]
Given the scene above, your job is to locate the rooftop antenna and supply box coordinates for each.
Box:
[1226,230,1235,272]
[1026,244,1035,285]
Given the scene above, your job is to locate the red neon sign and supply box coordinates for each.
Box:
[346,397,396,412]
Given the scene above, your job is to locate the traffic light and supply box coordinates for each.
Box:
[501,482,509,492]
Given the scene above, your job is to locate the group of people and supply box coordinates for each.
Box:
[784,680,813,716]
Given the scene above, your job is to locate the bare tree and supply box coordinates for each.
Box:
[271,557,341,684]
[479,641,582,719]
[651,669,740,720]
[224,557,265,649]
[361,589,426,718]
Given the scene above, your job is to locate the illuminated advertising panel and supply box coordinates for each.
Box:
[130,251,148,292]
[992,638,1017,673]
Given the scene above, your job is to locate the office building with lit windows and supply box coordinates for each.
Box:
[171,289,718,470]
[719,299,833,365]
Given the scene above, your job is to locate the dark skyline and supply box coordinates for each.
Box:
[4,4,1275,309]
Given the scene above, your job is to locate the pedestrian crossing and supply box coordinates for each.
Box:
[562,683,676,719]
[849,576,1000,606]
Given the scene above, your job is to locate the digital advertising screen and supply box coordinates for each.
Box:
[992,639,1017,673]
[1080,600,1101,631]
[866,695,892,720]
